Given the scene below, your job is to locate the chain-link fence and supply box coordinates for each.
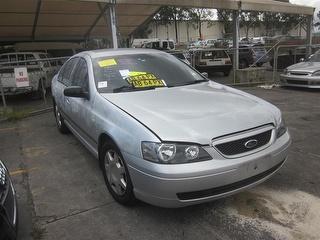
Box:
[187,43,320,86]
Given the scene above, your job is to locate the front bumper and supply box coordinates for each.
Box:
[280,74,320,88]
[124,131,291,208]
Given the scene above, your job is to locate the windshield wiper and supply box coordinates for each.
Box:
[167,79,209,87]
[113,85,156,93]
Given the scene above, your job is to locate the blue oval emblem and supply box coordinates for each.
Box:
[244,139,258,149]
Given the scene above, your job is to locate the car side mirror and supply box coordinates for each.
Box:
[64,86,89,99]
[202,72,209,78]
[299,58,305,62]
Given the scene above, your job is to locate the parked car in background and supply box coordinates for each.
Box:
[0,160,18,240]
[167,50,190,65]
[229,44,269,68]
[203,39,216,48]
[0,52,57,97]
[191,49,232,76]
[141,39,175,51]
[280,51,320,88]
[52,48,290,208]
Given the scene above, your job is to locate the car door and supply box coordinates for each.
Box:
[54,57,78,117]
[66,57,96,151]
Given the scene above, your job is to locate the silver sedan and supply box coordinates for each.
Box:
[51,49,291,208]
[280,51,320,88]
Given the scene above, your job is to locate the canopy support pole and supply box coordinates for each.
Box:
[232,10,240,71]
[108,2,118,49]
[306,15,313,57]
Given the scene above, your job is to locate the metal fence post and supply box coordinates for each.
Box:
[40,66,47,105]
[0,78,6,109]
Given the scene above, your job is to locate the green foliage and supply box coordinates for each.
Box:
[315,11,320,30]
[217,9,233,37]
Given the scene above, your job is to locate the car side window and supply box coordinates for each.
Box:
[58,58,78,86]
[71,58,89,92]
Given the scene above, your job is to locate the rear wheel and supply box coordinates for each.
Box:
[256,62,263,67]
[54,103,69,134]
[100,142,136,205]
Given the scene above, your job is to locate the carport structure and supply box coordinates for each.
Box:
[0,0,315,69]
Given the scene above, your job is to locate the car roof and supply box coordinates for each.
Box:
[78,48,169,59]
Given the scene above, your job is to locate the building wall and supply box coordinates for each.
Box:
[146,20,307,43]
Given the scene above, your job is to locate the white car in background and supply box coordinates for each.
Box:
[280,51,320,88]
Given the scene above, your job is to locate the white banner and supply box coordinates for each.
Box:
[14,67,29,88]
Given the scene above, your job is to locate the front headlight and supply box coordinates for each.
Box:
[276,117,287,138]
[141,142,212,164]
[312,71,320,76]
[283,68,288,75]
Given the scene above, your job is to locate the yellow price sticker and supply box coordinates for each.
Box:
[132,79,166,88]
[98,59,117,67]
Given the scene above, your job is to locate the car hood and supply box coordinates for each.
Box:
[287,62,320,73]
[101,82,280,144]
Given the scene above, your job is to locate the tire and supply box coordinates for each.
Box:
[256,62,263,67]
[53,102,69,134]
[100,142,136,205]
[223,71,230,76]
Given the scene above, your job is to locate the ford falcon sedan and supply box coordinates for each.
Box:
[52,48,291,208]
[280,51,320,88]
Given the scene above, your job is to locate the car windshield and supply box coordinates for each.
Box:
[308,53,320,62]
[93,53,206,93]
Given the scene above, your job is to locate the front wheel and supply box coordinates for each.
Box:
[54,103,69,134]
[101,143,136,205]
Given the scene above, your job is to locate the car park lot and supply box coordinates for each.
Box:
[0,86,320,240]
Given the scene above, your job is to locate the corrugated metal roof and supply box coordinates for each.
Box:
[0,0,314,42]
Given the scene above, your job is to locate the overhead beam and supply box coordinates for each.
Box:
[84,3,108,39]
[31,0,42,40]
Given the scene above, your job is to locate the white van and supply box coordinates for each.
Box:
[0,52,57,97]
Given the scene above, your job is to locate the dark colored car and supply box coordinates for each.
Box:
[0,160,17,240]
[229,44,269,69]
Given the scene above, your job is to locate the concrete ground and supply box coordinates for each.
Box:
[0,86,320,240]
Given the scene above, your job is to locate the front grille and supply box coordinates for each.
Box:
[177,160,285,200]
[290,72,309,76]
[214,130,272,156]
[287,80,308,85]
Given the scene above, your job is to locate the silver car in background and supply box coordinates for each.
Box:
[52,49,291,208]
[280,51,320,88]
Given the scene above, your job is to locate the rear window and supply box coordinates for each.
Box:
[201,50,228,59]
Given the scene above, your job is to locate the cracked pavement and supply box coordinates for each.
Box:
[0,87,320,240]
